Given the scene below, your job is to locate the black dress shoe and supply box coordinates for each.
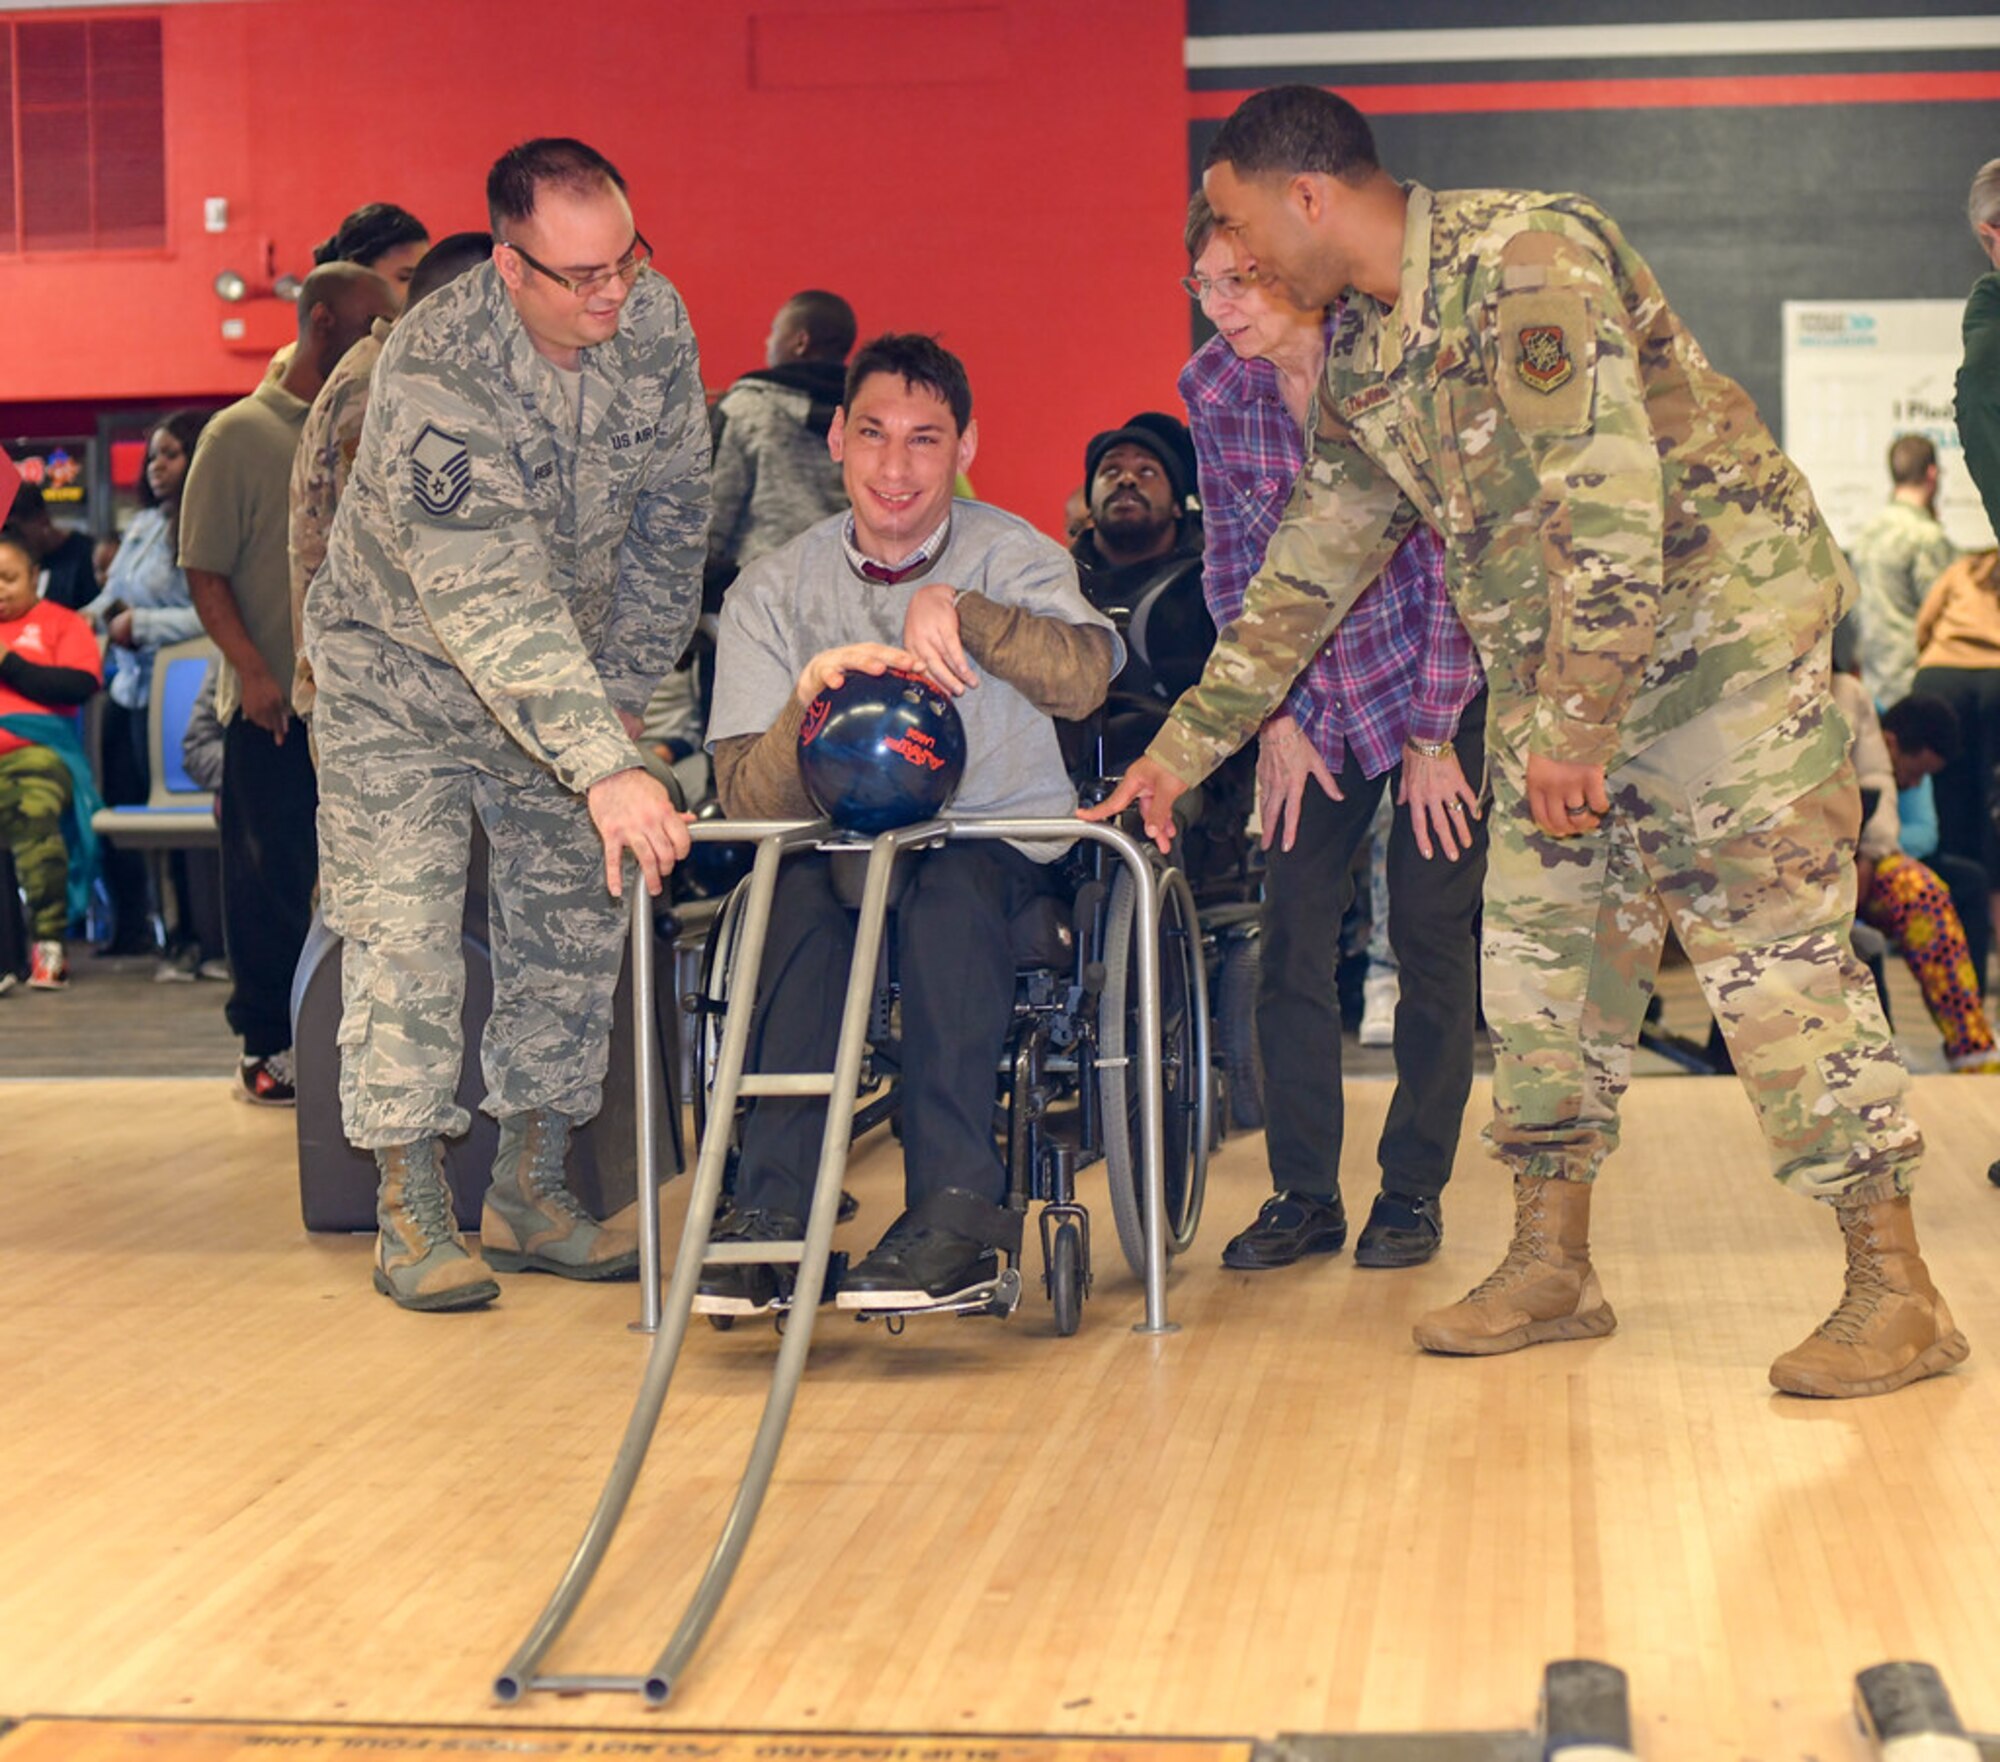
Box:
[1353,1191,1442,1268]
[1221,1191,1347,1269]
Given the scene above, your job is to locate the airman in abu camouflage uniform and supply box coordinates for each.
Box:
[306,139,708,1312]
[1090,86,1967,1398]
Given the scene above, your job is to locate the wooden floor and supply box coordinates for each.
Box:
[7,1076,2000,1759]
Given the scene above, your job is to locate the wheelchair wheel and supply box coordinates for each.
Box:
[1047,1217,1083,1338]
[1215,930,1264,1132]
[688,877,751,1155]
[1100,864,1210,1278]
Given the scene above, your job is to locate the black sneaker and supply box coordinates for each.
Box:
[837,1207,998,1310]
[1220,1190,1347,1269]
[1353,1191,1443,1268]
[693,1207,802,1316]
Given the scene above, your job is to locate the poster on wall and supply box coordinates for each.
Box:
[4,441,91,516]
[1782,300,1992,553]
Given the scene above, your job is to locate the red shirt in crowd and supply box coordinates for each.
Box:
[0,598,102,756]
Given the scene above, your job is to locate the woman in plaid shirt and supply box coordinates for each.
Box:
[1179,191,1488,1273]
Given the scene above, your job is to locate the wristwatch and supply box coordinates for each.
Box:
[1404,736,1454,760]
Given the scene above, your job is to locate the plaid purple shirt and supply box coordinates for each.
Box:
[1179,326,1482,780]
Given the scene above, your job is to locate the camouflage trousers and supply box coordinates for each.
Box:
[1482,651,1920,1201]
[0,743,73,937]
[312,626,628,1149]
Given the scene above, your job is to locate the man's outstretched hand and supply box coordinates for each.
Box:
[1078,755,1189,854]
[587,766,695,899]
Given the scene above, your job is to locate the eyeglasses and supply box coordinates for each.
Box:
[500,231,653,298]
[1179,268,1262,303]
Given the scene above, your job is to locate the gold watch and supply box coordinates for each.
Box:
[1404,736,1454,761]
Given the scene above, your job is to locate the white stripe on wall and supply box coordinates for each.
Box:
[1186,17,2000,69]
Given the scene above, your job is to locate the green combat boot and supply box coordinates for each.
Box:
[374,1140,500,1312]
[480,1111,639,1280]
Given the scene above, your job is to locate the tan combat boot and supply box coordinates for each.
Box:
[374,1140,500,1312]
[1412,1174,1616,1355]
[1768,1193,1970,1398]
[480,1110,639,1280]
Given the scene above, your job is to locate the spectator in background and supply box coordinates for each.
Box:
[1071,414,1209,724]
[0,523,102,991]
[1881,693,1992,993]
[184,263,396,1105]
[6,484,97,612]
[1913,545,2000,978]
[704,290,856,609]
[1956,160,2000,537]
[289,232,494,721]
[1854,435,1957,710]
[265,204,432,386]
[1070,414,1250,886]
[1837,671,2000,1072]
[83,409,213,960]
[314,202,431,307]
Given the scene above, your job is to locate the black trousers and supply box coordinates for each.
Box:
[1258,702,1487,1203]
[1912,664,2000,887]
[734,843,1054,1221]
[220,715,318,1057]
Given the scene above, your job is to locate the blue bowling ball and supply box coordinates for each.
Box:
[798,666,967,834]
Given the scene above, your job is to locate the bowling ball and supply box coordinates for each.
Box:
[798,666,967,834]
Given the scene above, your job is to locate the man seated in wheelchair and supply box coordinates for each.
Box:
[1067,413,1254,894]
[699,333,1123,1315]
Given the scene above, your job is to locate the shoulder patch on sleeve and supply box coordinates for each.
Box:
[1496,288,1594,436]
[410,422,473,517]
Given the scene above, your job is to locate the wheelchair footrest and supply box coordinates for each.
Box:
[846,1267,1023,1330]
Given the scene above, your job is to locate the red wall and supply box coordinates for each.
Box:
[0,0,1193,535]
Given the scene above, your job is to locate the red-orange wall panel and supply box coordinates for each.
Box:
[0,0,1193,536]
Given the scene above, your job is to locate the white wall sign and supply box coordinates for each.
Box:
[1782,299,1993,553]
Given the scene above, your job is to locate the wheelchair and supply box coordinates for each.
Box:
[684,810,1211,1338]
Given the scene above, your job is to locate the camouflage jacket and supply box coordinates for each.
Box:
[1150,183,1856,787]
[1850,497,1955,709]
[306,261,710,792]
[289,316,390,718]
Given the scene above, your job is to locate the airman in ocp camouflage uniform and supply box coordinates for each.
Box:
[306,140,708,1313]
[1093,85,1968,1398]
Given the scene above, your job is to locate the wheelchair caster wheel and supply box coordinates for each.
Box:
[1048,1219,1083,1337]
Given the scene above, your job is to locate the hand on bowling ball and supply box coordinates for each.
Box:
[902,582,980,696]
[795,642,926,708]
[1079,754,1188,855]
[587,764,695,899]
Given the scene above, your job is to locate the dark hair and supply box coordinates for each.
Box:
[313,202,428,269]
[844,333,972,432]
[1205,84,1379,183]
[8,482,46,522]
[1882,694,1962,765]
[137,408,212,512]
[406,231,494,309]
[782,289,858,361]
[1888,434,1938,487]
[0,521,32,563]
[487,138,627,233]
